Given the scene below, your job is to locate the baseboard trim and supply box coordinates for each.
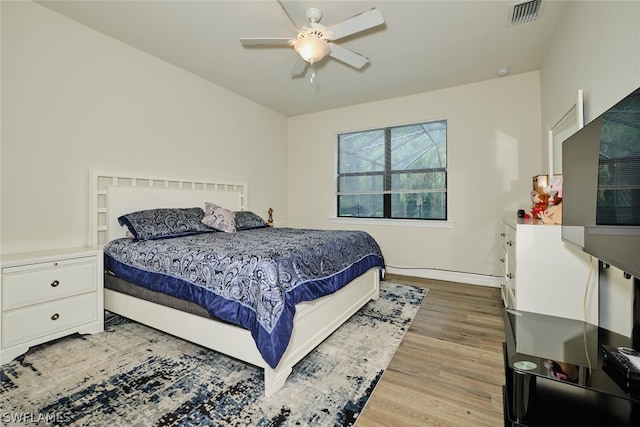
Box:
[385,266,502,288]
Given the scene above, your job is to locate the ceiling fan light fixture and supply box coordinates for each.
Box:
[292,36,330,64]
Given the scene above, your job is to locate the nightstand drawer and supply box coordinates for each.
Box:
[2,258,96,310]
[1,292,98,348]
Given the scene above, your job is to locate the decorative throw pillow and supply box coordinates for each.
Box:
[118,207,213,241]
[235,211,269,230]
[202,202,237,233]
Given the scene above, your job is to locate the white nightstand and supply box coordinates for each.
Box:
[0,247,104,364]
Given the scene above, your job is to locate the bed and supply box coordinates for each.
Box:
[89,169,385,396]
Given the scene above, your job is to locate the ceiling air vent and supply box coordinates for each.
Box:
[510,0,542,25]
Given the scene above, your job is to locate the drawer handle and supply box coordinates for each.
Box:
[507,273,514,279]
[51,280,60,288]
[499,257,505,263]
[51,313,60,321]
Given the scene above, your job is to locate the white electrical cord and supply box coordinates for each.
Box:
[583,256,594,372]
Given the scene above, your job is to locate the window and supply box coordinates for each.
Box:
[337,120,447,220]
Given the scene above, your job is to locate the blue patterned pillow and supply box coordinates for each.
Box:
[118,207,213,241]
[235,211,270,230]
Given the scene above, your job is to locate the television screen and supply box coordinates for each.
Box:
[562,87,640,280]
[596,91,640,226]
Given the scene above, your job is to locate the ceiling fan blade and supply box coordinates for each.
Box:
[278,0,307,30]
[328,8,384,41]
[329,44,369,69]
[290,56,308,76]
[239,38,291,47]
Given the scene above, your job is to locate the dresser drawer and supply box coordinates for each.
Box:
[2,258,96,310]
[1,292,98,348]
[504,224,516,261]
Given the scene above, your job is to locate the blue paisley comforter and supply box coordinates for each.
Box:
[103,227,385,368]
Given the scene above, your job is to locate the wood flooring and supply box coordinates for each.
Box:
[357,273,506,426]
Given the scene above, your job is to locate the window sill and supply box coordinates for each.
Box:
[328,217,455,228]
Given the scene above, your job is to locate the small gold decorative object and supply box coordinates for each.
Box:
[267,208,274,227]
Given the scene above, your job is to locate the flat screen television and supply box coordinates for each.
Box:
[562,87,640,279]
[562,86,640,348]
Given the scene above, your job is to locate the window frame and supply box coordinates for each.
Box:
[336,120,448,221]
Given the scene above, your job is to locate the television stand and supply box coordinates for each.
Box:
[503,309,640,426]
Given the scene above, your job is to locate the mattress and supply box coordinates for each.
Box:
[104,272,216,320]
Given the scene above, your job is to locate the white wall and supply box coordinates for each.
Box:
[541,1,640,141]
[1,1,289,255]
[540,1,640,335]
[288,72,542,284]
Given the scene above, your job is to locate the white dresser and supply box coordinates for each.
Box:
[499,217,599,323]
[0,247,104,364]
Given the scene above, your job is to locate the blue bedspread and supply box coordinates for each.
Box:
[103,227,385,368]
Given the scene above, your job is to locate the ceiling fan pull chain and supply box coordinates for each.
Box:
[309,60,316,83]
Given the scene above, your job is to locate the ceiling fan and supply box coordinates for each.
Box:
[239,1,384,77]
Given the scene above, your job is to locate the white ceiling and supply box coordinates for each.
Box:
[37,0,570,117]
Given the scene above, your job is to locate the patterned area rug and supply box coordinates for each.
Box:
[1,281,426,426]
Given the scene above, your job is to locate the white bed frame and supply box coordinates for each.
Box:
[89,169,380,396]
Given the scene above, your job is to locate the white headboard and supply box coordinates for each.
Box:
[89,169,247,247]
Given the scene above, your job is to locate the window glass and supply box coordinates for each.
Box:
[338,130,385,173]
[337,120,447,220]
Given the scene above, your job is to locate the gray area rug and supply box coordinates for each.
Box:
[1,281,426,426]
